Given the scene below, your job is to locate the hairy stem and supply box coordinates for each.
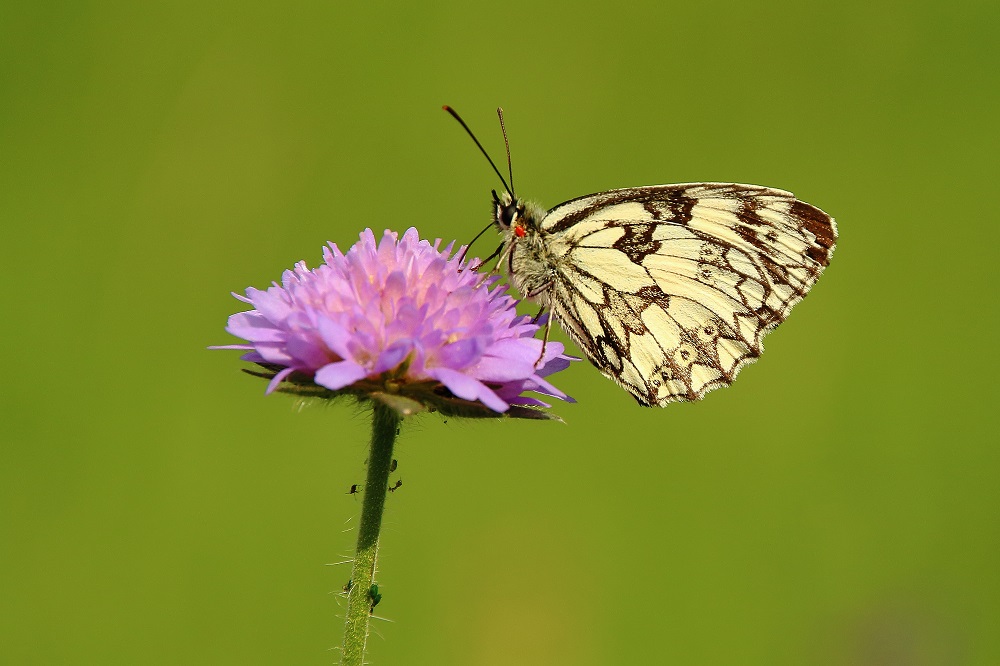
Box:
[341,402,400,666]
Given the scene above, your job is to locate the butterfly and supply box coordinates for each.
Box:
[445,107,838,407]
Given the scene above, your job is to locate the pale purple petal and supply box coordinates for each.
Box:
[430,367,508,413]
[317,317,353,360]
[251,341,295,365]
[435,338,483,370]
[265,367,296,394]
[315,360,369,390]
[537,353,573,376]
[469,355,537,382]
[525,375,575,402]
[285,335,331,369]
[226,311,284,343]
[485,337,544,362]
[373,340,412,374]
[246,287,293,323]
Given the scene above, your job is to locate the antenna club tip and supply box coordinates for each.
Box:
[442,105,453,112]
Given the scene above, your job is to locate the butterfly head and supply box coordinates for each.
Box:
[492,189,522,232]
[492,189,544,240]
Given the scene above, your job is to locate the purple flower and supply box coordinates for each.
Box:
[213,227,575,415]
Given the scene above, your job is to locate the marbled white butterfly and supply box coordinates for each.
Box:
[446,107,837,407]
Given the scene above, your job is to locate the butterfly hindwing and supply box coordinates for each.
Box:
[525,183,836,406]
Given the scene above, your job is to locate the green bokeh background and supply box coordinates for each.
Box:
[3,1,997,664]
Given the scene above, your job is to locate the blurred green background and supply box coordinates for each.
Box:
[2,1,997,664]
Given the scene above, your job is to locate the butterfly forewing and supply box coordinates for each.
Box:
[527,183,836,406]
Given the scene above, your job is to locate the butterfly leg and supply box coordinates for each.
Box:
[480,241,505,268]
[473,242,507,287]
[520,280,555,367]
[535,309,552,370]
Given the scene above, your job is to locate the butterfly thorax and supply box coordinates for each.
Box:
[493,192,559,303]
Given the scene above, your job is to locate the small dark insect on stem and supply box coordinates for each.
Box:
[347,483,360,495]
[368,584,382,614]
[388,479,402,493]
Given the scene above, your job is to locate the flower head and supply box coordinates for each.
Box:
[214,227,575,417]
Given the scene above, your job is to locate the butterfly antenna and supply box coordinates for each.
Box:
[443,105,512,196]
[456,219,495,266]
[496,107,515,197]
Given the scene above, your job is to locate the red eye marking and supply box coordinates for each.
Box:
[513,223,526,238]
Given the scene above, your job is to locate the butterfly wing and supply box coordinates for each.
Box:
[537,183,837,406]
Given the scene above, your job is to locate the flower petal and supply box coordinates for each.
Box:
[252,341,294,365]
[374,340,412,374]
[317,316,353,360]
[315,360,369,390]
[285,334,331,369]
[431,367,508,413]
[469,355,537,382]
[435,338,483,370]
[265,367,296,394]
[226,311,285,343]
[246,286,292,323]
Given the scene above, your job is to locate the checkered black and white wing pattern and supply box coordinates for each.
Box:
[535,183,837,406]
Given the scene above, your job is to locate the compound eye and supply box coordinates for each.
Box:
[500,203,518,228]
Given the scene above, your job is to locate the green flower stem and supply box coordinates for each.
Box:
[341,401,401,666]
